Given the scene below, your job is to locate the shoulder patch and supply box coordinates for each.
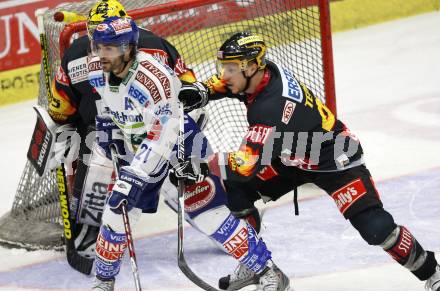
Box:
[135,71,162,104]
[68,56,88,84]
[244,124,273,145]
[139,48,169,66]
[88,60,102,72]
[140,60,172,99]
[277,64,303,103]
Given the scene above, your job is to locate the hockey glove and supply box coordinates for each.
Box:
[107,169,147,214]
[178,81,209,112]
[169,156,210,187]
[204,74,228,95]
[95,115,127,160]
[28,105,80,176]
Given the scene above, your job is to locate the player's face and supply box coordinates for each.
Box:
[94,43,125,73]
[218,62,247,94]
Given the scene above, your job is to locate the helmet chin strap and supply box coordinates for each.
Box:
[241,69,259,93]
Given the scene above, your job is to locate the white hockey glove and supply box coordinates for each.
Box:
[178,81,209,113]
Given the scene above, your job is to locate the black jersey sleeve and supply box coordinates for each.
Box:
[49,37,89,124]
[209,94,286,182]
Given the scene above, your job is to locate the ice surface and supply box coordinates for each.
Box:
[0,11,439,291]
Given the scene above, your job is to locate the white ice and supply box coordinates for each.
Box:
[0,11,439,291]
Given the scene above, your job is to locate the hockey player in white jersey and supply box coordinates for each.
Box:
[89,16,289,291]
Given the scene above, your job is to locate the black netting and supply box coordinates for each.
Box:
[0,0,331,249]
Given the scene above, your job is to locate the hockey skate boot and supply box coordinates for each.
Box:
[259,263,290,291]
[426,265,440,291]
[218,263,260,290]
[91,277,115,291]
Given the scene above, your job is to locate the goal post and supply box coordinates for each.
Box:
[0,0,337,250]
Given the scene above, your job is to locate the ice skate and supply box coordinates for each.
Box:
[91,277,115,291]
[218,263,260,290]
[426,265,440,291]
[259,263,290,291]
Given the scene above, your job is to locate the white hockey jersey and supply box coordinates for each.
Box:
[88,51,181,182]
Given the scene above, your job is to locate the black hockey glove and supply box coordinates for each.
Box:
[178,81,209,113]
[169,156,210,187]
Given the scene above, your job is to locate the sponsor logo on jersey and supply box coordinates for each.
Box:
[331,178,367,214]
[55,66,70,86]
[174,56,190,76]
[139,48,169,66]
[244,124,273,145]
[184,178,215,212]
[88,60,102,72]
[110,109,143,125]
[128,83,150,106]
[109,86,119,93]
[154,103,172,116]
[223,227,249,259]
[280,66,303,102]
[140,60,172,99]
[135,71,162,104]
[256,165,279,181]
[146,119,162,141]
[89,76,105,88]
[281,100,295,124]
[110,18,132,35]
[228,146,259,177]
[385,226,414,263]
[68,57,89,84]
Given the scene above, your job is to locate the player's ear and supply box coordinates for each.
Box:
[245,62,258,77]
[124,45,135,61]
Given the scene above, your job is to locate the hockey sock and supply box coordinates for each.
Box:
[382,225,438,280]
[211,213,271,274]
[95,225,127,280]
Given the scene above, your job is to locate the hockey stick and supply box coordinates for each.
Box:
[176,104,219,291]
[35,8,93,275]
[109,145,142,291]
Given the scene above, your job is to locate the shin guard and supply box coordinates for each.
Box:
[211,213,271,274]
[382,225,437,280]
[95,225,127,280]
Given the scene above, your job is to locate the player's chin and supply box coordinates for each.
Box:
[101,63,111,72]
[228,85,239,94]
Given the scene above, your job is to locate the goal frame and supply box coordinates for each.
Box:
[59,0,337,115]
[0,0,338,252]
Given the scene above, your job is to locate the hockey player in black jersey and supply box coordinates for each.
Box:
[178,32,440,291]
[44,0,207,267]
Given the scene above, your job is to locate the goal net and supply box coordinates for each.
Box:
[0,0,336,250]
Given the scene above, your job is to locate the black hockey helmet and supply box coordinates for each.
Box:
[217,31,267,71]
